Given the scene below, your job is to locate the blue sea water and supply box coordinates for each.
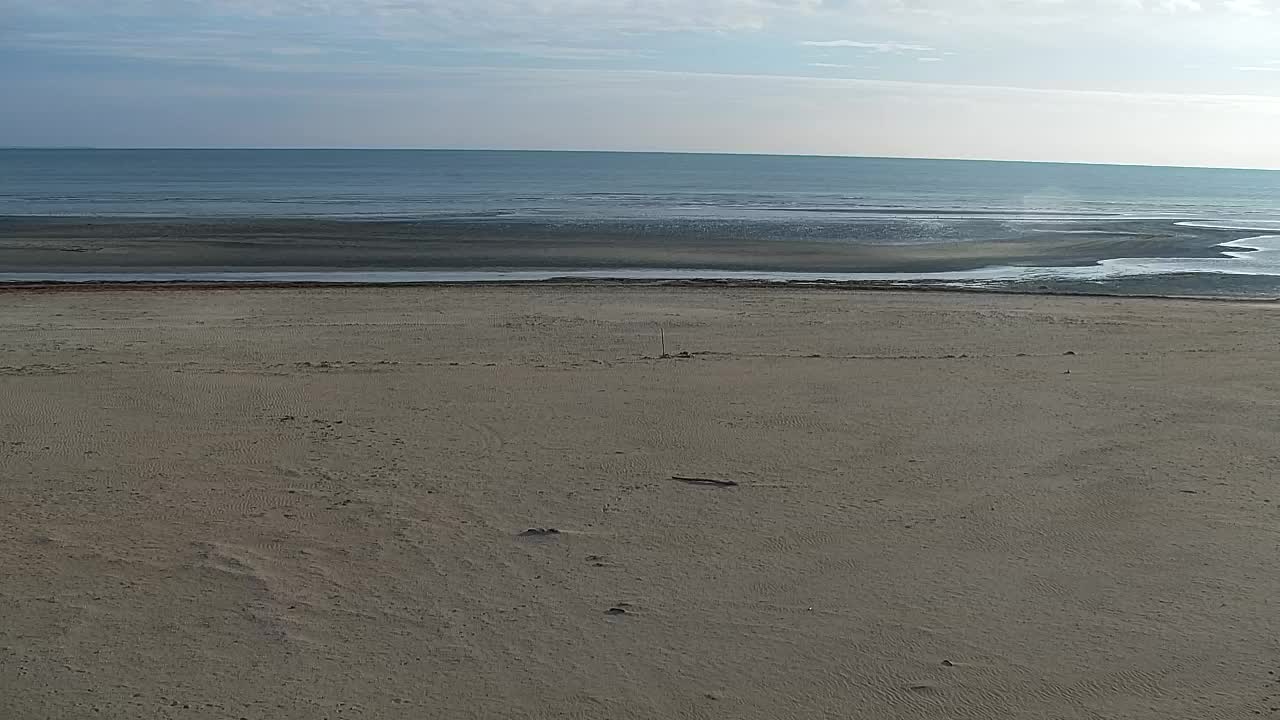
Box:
[2,149,1280,291]
[4,148,1279,221]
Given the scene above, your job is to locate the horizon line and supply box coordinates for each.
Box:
[3,146,1277,173]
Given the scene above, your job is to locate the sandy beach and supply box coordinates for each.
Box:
[5,284,1280,719]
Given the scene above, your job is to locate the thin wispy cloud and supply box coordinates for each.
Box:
[7,1,1280,59]
[463,45,653,61]
[802,40,935,53]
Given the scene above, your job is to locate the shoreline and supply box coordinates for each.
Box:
[6,213,1280,298]
[1,276,1277,303]
[0,213,1251,273]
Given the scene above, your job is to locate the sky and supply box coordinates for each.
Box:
[2,0,1280,168]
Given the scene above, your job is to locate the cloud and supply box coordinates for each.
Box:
[8,40,1280,166]
[840,0,1278,35]
[5,2,1279,57]
[1,0,832,36]
[463,45,652,61]
[802,40,935,53]
[595,68,1280,107]
[1224,0,1274,15]
[0,0,836,69]
[10,1,1277,38]
[6,0,1280,87]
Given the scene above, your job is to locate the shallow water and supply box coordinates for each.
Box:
[2,150,1278,294]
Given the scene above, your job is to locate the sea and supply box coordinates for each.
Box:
[2,149,1279,295]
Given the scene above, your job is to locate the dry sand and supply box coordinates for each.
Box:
[3,285,1280,719]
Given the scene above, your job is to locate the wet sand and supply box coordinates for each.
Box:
[0,216,1238,274]
[4,285,1280,719]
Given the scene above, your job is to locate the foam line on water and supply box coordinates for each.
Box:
[1175,221,1280,232]
[0,268,1022,284]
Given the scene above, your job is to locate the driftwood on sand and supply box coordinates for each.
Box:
[672,475,739,487]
